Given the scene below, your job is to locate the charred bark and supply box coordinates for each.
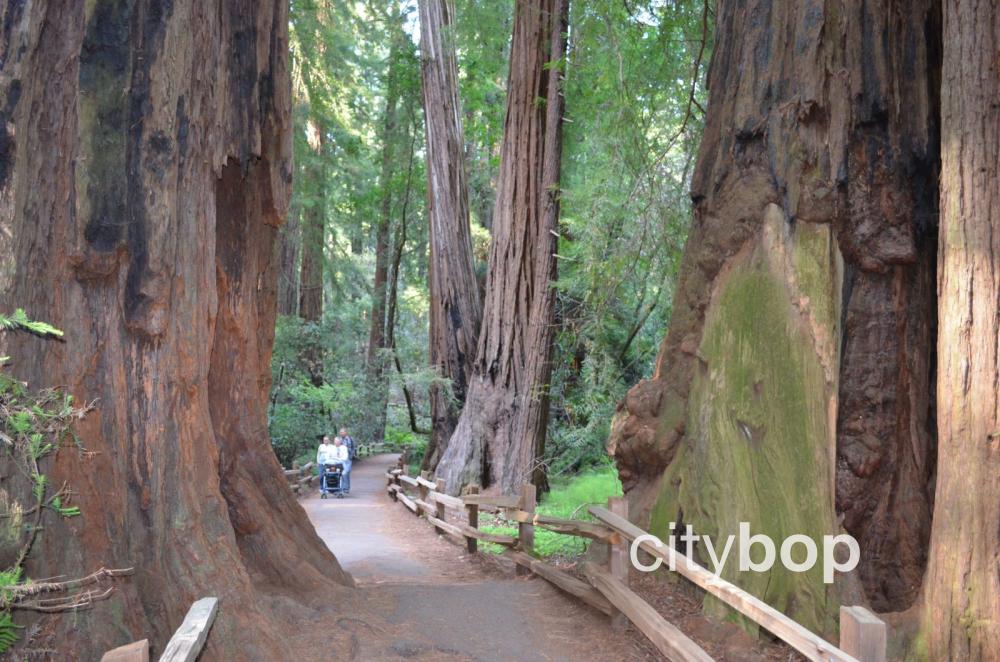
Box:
[418,0,483,470]
[608,0,940,634]
[0,1,351,658]
[921,1,1000,657]
[436,0,567,495]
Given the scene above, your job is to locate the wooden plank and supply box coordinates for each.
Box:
[839,606,886,662]
[389,468,402,475]
[398,474,420,488]
[583,564,713,662]
[300,462,315,472]
[283,468,302,477]
[101,639,149,662]
[415,475,437,490]
[414,498,436,516]
[457,522,517,546]
[504,550,613,617]
[517,484,536,576]
[465,485,479,553]
[398,491,419,514]
[589,506,859,662]
[461,494,521,508]
[159,597,219,662]
[507,511,621,544]
[429,489,464,511]
[425,514,466,543]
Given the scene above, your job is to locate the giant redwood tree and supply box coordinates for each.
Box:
[436,0,568,494]
[922,0,1000,657]
[609,0,941,638]
[418,0,483,469]
[0,1,352,658]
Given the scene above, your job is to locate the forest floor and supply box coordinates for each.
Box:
[303,455,797,661]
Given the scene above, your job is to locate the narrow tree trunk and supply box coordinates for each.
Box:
[0,1,352,658]
[299,121,325,325]
[607,0,940,636]
[436,0,568,495]
[276,206,300,316]
[418,0,483,470]
[921,1,1000,657]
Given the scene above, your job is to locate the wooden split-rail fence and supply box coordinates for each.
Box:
[386,462,887,662]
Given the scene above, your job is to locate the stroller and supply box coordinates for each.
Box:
[320,463,345,499]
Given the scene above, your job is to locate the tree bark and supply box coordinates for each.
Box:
[608,0,940,636]
[436,0,567,495]
[298,120,325,385]
[0,1,351,658]
[921,1,1000,657]
[276,206,299,316]
[418,0,483,470]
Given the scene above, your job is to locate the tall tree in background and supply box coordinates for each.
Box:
[0,0,352,658]
[922,0,1000,656]
[608,0,940,636]
[367,16,409,445]
[418,0,483,469]
[299,119,326,385]
[437,0,568,494]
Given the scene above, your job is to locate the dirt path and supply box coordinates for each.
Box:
[302,454,657,661]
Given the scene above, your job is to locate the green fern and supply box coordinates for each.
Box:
[0,309,63,339]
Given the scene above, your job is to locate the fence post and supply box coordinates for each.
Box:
[465,485,480,554]
[433,478,447,534]
[418,470,432,518]
[517,483,537,576]
[607,496,630,630]
[839,606,887,662]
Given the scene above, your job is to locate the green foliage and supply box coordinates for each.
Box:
[0,312,87,652]
[480,466,622,558]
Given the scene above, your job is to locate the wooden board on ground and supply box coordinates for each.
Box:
[588,506,860,662]
[159,597,219,662]
[583,563,713,662]
[101,639,149,662]
[504,550,613,616]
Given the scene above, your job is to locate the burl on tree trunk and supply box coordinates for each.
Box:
[609,0,940,637]
[418,0,483,470]
[0,1,351,658]
[435,0,567,495]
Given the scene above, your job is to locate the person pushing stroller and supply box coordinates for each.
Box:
[316,435,348,497]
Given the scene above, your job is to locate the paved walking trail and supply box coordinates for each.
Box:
[302,454,656,661]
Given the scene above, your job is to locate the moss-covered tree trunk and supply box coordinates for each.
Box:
[610,0,940,636]
[418,0,483,470]
[436,0,567,495]
[0,1,351,658]
[921,1,1000,657]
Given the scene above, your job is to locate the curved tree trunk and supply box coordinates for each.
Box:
[921,1,1000,657]
[436,0,567,495]
[609,0,940,636]
[0,1,351,658]
[418,0,483,470]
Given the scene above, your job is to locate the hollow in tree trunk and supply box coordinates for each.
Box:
[436,0,568,495]
[0,1,351,658]
[418,0,483,470]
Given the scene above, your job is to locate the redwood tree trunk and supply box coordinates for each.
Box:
[436,0,567,495]
[298,121,325,385]
[0,1,350,658]
[276,206,300,316]
[922,1,1000,657]
[418,0,483,470]
[608,0,940,636]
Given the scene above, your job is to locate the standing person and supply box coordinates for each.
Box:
[333,436,351,494]
[339,427,356,460]
[316,435,336,494]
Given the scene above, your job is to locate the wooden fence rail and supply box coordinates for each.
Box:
[386,461,886,662]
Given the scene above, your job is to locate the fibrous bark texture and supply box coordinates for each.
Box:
[0,1,351,658]
[436,0,567,495]
[609,0,940,634]
[922,1,1000,658]
[276,207,300,317]
[418,0,483,470]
